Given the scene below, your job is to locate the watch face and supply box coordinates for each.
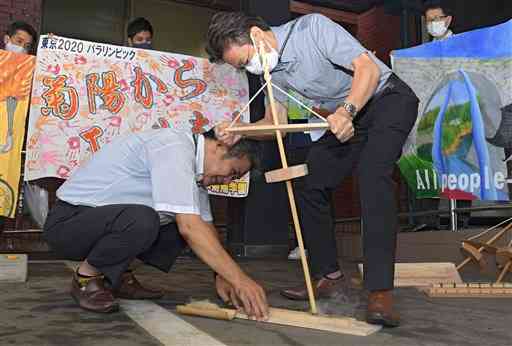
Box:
[344,102,356,115]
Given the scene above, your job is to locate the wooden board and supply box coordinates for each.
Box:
[358,262,463,287]
[427,282,512,298]
[265,164,308,183]
[226,123,330,136]
[177,302,380,336]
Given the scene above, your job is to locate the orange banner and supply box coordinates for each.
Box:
[0,50,36,217]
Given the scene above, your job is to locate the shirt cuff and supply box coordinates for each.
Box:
[154,203,200,215]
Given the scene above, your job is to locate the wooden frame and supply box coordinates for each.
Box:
[457,219,512,284]
[226,123,329,136]
[222,39,334,316]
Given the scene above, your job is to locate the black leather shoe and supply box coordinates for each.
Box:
[366,290,400,327]
[113,272,164,300]
[71,272,119,313]
[280,276,346,300]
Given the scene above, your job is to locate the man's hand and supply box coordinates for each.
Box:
[215,274,268,320]
[176,214,268,320]
[232,274,269,321]
[214,121,242,147]
[215,274,240,308]
[327,110,354,142]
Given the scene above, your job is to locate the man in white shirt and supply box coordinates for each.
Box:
[43,128,268,320]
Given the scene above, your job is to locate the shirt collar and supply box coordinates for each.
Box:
[195,134,205,177]
[271,21,296,65]
[272,24,286,54]
[433,29,454,41]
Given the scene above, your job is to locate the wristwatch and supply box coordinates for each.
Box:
[341,101,358,118]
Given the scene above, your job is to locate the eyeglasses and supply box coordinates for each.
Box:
[426,15,447,23]
[9,35,32,50]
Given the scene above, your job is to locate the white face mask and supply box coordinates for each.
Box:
[244,36,279,75]
[427,20,448,38]
[5,41,27,54]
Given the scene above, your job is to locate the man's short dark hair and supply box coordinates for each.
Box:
[423,0,453,16]
[206,11,271,63]
[6,21,38,51]
[127,17,153,39]
[203,128,262,172]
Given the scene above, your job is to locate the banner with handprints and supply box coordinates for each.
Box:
[392,20,512,201]
[24,35,250,197]
[0,50,36,217]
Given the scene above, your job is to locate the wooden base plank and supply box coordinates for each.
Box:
[176,302,380,336]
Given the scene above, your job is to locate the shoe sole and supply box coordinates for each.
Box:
[71,292,120,313]
[280,290,340,301]
[366,315,400,328]
[114,293,164,300]
[280,291,309,301]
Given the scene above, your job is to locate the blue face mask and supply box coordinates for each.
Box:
[132,42,152,50]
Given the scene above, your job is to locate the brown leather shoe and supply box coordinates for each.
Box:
[70,272,119,313]
[280,276,346,300]
[366,290,400,327]
[113,272,164,300]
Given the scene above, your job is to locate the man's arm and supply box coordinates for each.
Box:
[344,53,381,112]
[327,52,381,142]
[176,213,268,320]
[308,14,383,142]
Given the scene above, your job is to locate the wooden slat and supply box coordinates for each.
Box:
[427,282,512,298]
[359,262,463,287]
[225,123,330,136]
[265,164,308,183]
[463,240,498,253]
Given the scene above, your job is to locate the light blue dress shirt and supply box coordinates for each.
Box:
[269,14,393,140]
[57,129,212,224]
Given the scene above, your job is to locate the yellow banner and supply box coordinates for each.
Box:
[0,50,36,218]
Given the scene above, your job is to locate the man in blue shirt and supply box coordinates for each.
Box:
[44,128,269,320]
[207,12,419,327]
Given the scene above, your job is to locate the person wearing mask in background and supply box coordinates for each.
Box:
[423,1,472,230]
[0,20,37,230]
[127,17,154,50]
[424,0,454,41]
[3,21,38,55]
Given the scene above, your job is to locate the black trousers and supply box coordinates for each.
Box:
[297,74,419,291]
[43,200,186,288]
